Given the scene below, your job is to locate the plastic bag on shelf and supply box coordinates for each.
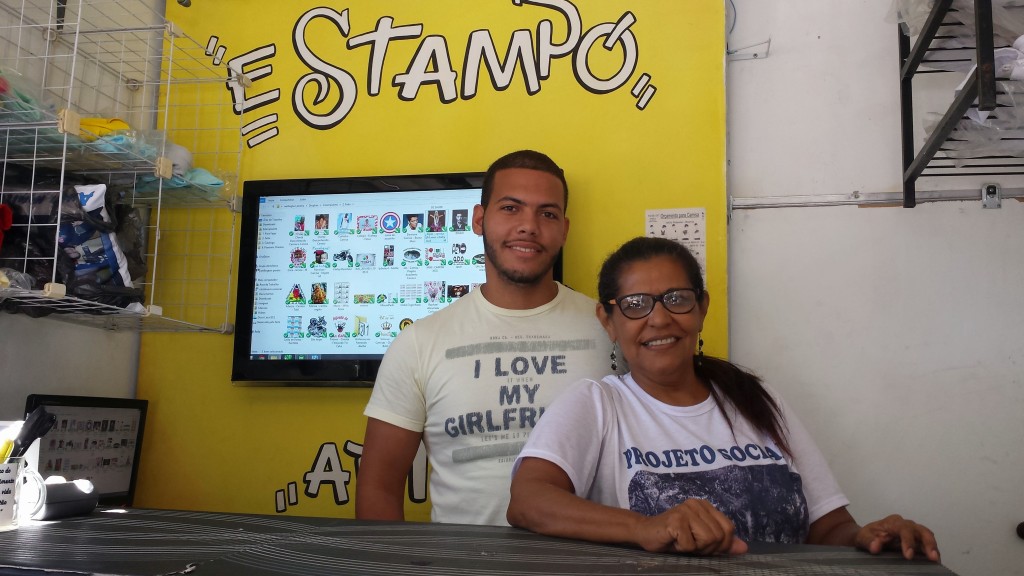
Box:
[0,173,147,314]
[132,135,214,194]
[113,204,150,288]
[0,166,64,289]
[81,130,160,166]
[0,267,34,290]
[58,184,140,300]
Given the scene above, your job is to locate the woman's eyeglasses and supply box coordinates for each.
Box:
[608,288,700,320]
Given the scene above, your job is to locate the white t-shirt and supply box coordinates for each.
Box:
[515,374,850,543]
[364,283,614,526]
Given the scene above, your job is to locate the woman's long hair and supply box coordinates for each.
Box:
[598,236,790,455]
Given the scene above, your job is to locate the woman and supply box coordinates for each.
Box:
[507,237,940,559]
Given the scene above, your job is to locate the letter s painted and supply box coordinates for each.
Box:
[293,7,358,129]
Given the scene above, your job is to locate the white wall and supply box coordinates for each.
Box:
[728,2,1024,575]
[0,314,138,421]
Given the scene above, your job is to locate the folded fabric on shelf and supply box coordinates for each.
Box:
[79,118,130,142]
[134,167,224,194]
[185,167,224,188]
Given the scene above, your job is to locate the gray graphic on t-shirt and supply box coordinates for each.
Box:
[452,441,525,463]
[439,338,601,463]
[628,463,809,543]
[445,338,597,359]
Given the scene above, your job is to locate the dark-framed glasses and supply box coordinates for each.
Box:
[608,288,700,320]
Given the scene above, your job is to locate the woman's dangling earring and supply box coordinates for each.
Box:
[697,334,704,367]
[610,342,618,372]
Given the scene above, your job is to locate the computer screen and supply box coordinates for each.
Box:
[234,173,546,384]
[24,395,147,506]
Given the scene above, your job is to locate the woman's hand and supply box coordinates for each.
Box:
[855,514,940,562]
[509,459,746,556]
[634,499,748,555]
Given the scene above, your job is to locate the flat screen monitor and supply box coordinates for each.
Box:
[233,173,557,385]
[24,394,147,506]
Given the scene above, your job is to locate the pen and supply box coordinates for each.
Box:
[8,406,57,460]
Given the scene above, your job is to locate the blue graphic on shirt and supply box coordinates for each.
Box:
[628,463,809,544]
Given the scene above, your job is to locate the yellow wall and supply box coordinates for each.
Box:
[135,1,726,520]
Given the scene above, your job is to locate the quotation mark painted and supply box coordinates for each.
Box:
[207,35,282,149]
[241,113,280,148]
[205,35,227,65]
[275,441,363,513]
[274,481,299,513]
[631,73,655,110]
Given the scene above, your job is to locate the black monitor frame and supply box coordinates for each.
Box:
[232,172,567,386]
[24,394,148,507]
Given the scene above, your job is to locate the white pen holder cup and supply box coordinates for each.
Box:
[0,457,46,531]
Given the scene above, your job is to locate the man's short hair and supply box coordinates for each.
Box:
[481,150,568,209]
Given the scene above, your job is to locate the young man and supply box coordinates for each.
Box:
[357,150,615,526]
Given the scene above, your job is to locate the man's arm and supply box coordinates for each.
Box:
[355,417,423,521]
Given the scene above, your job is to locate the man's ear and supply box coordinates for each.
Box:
[472,204,485,235]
